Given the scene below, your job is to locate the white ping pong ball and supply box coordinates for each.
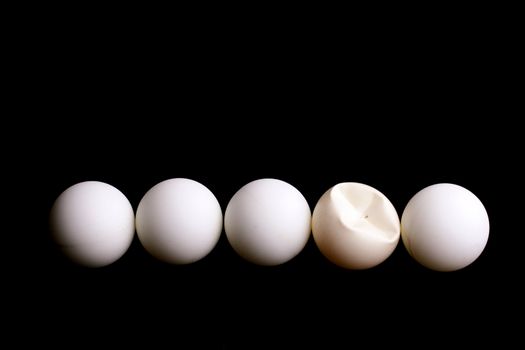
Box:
[49,181,135,267]
[401,183,489,272]
[135,178,223,264]
[224,179,311,266]
[312,183,400,269]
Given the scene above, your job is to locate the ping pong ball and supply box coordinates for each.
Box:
[401,183,489,271]
[224,179,311,266]
[49,181,135,267]
[135,178,223,264]
[312,183,401,269]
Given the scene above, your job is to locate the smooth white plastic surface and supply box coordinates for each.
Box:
[136,178,223,264]
[49,181,135,267]
[224,178,311,266]
[401,183,489,271]
[312,183,400,269]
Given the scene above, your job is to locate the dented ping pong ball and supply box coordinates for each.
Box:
[401,183,489,272]
[49,181,135,267]
[224,178,311,266]
[312,183,400,269]
[136,178,223,264]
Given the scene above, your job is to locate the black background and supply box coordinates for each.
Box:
[18,15,514,347]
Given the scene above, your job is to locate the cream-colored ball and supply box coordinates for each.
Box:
[312,183,400,269]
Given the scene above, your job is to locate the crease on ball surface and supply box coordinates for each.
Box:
[312,183,400,270]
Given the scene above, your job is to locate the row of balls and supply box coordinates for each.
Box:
[49,178,490,271]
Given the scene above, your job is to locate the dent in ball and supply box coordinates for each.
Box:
[312,183,400,270]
